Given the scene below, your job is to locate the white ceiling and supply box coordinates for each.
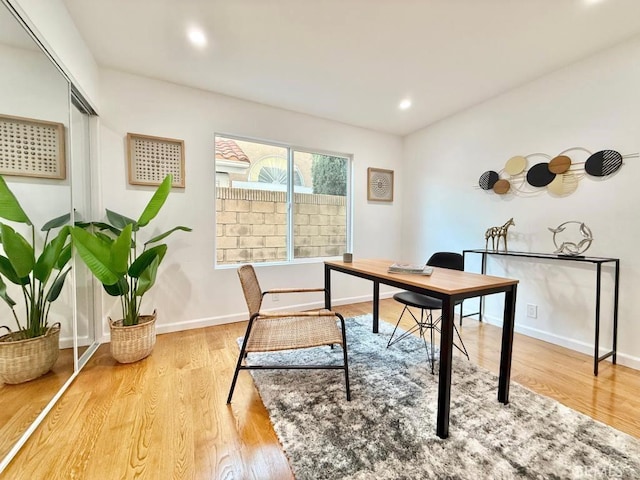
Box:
[61,0,640,136]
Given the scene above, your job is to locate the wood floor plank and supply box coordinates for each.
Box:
[2,299,639,479]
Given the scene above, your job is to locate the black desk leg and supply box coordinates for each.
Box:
[613,260,619,365]
[594,263,602,376]
[498,284,517,404]
[437,297,455,439]
[324,264,331,310]
[373,280,380,333]
[479,252,487,322]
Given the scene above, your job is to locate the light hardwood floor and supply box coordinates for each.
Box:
[3,299,639,479]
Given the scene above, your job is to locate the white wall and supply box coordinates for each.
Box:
[403,35,640,369]
[10,0,100,110]
[97,69,404,340]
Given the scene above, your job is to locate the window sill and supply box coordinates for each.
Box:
[214,256,343,270]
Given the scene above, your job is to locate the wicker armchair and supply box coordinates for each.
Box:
[227,264,350,403]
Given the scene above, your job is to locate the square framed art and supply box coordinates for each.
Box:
[127,132,185,188]
[0,114,66,180]
[367,167,394,202]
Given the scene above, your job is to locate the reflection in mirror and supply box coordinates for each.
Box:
[0,0,73,464]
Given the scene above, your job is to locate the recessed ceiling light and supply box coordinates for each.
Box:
[187,28,207,48]
[399,99,412,110]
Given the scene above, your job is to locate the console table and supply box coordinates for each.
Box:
[462,249,619,376]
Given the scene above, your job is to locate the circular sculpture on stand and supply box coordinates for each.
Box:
[548,221,593,256]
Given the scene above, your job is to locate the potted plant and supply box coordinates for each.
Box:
[70,174,190,363]
[0,176,72,384]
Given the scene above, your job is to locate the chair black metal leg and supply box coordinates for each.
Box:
[387,305,408,347]
[433,314,469,361]
[388,306,422,347]
[337,314,351,401]
[453,323,469,360]
[227,348,245,404]
[227,315,257,404]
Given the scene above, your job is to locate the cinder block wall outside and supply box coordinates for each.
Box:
[216,187,346,264]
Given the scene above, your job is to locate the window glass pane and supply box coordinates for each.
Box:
[215,136,288,265]
[215,135,350,266]
[293,151,348,259]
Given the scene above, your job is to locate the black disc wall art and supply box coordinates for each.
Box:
[526,162,556,187]
[478,170,499,190]
[476,147,638,197]
[585,150,623,177]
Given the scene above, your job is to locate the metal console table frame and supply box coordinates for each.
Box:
[462,249,619,376]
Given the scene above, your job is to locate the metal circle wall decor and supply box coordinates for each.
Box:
[526,162,556,187]
[505,155,527,175]
[476,147,638,197]
[547,172,579,196]
[548,155,571,174]
[492,179,511,194]
[584,150,623,177]
[479,170,499,190]
[548,221,593,256]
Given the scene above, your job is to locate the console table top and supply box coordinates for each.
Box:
[463,249,619,264]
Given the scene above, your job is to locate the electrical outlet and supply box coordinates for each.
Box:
[526,304,537,318]
[272,293,280,302]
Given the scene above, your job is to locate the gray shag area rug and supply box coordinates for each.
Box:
[245,315,640,479]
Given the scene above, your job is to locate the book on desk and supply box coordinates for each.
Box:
[388,262,434,275]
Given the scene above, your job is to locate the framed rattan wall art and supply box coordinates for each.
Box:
[127,132,185,188]
[367,167,394,202]
[0,114,66,180]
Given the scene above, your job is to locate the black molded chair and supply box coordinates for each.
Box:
[387,252,469,374]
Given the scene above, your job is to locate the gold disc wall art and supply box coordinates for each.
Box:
[477,147,639,197]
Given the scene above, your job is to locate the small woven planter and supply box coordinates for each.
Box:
[109,311,157,364]
[0,323,61,385]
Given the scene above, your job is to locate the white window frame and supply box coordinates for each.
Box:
[214,133,353,268]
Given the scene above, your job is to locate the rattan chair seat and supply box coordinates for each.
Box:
[227,264,351,403]
[246,315,343,353]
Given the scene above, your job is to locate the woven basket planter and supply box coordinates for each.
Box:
[109,311,157,364]
[0,323,61,385]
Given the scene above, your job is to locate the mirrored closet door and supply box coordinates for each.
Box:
[0,0,98,470]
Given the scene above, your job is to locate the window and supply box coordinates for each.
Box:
[215,134,351,265]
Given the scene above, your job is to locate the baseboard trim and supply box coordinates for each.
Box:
[477,314,640,371]
[100,291,397,342]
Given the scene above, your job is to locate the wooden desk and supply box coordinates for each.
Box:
[324,258,519,439]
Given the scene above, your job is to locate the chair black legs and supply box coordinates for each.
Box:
[227,314,351,404]
[227,316,256,404]
[337,313,351,401]
[387,305,469,374]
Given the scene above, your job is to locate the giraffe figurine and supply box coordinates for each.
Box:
[485,218,515,252]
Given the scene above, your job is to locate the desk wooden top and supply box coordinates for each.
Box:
[325,258,518,296]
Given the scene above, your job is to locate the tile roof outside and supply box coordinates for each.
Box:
[215,138,250,163]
